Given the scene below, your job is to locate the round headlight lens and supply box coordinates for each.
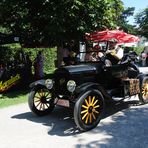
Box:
[45,79,54,89]
[67,80,76,92]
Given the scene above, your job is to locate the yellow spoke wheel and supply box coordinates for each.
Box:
[142,83,148,101]
[28,87,55,116]
[81,96,100,124]
[74,90,105,131]
[34,89,52,111]
[139,76,148,104]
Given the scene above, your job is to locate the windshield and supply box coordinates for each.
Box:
[78,41,107,62]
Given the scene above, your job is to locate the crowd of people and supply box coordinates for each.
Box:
[60,39,126,67]
[0,49,45,82]
[84,40,124,66]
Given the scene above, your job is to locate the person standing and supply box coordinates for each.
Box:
[62,43,70,66]
[141,46,148,67]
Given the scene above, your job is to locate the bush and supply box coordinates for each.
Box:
[134,46,144,55]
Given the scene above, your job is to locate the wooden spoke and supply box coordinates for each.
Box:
[37,91,42,97]
[94,109,99,114]
[81,109,88,114]
[89,113,92,123]
[82,105,88,109]
[45,92,51,97]
[42,103,45,110]
[39,103,43,110]
[94,105,100,109]
[85,113,89,124]
[34,96,40,99]
[89,96,91,104]
[41,90,46,96]
[45,103,49,108]
[93,100,98,106]
[85,99,89,106]
[34,99,41,103]
[36,102,41,108]
[92,112,96,120]
[82,112,88,120]
[92,96,95,105]
[46,97,52,100]
[142,83,148,98]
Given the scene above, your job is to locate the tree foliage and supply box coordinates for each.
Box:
[117,7,138,34]
[0,0,124,46]
[135,7,148,38]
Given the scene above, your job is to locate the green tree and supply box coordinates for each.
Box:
[117,7,138,34]
[0,0,124,46]
[0,0,126,68]
[135,7,148,38]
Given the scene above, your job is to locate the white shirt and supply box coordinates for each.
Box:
[115,47,124,60]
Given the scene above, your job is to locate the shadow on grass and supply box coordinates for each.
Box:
[11,100,141,137]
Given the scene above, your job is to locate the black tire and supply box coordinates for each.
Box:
[74,89,105,131]
[28,86,55,116]
[138,76,148,104]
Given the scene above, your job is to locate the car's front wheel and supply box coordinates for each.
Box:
[74,89,105,131]
[28,86,55,116]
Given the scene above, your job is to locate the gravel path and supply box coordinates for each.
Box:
[0,98,148,148]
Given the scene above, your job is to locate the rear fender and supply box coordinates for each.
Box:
[137,73,148,79]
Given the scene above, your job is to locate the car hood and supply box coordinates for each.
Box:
[54,64,98,75]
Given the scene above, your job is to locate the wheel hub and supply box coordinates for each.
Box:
[40,96,47,103]
[88,106,93,113]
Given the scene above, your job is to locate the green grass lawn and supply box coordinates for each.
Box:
[0,72,54,109]
[0,89,29,108]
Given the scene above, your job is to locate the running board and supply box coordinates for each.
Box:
[112,95,131,101]
[112,97,126,102]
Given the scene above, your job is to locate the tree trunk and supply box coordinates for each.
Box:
[56,45,63,68]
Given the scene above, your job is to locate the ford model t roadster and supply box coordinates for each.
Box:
[28,42,148,131]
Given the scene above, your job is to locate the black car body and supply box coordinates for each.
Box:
[28,49,148,131]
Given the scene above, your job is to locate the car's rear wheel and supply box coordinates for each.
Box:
[74,89,105,131]
[28,86,55,116]
[138,76,148,104]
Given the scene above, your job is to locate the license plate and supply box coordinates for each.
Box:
[57,99,70,107]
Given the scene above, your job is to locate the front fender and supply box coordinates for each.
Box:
[29,79,46,88]
[75,82,111,100]
[75,82,99,94]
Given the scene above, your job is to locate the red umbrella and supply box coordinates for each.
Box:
[118,34,140,43]
[85,29,139,43]
[85,29,127,41]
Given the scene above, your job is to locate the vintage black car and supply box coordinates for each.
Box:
[28,47,148,131]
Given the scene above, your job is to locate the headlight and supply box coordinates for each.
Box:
[45,79,54,89]
[67,80,76,92]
